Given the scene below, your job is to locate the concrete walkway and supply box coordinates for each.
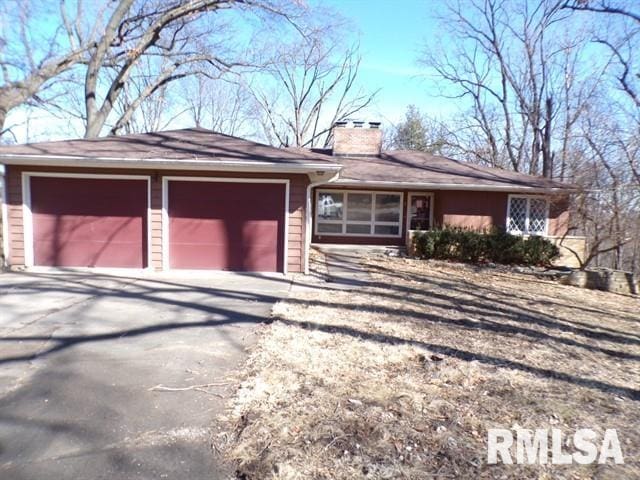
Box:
[316,246,374,289]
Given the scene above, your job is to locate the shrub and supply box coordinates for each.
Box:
[412,227,559,266]
[522,235,560,265]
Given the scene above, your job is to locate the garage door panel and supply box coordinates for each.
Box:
[168,181,285,272]
[30,177,147,268]
[34,215,142,242]
[34,238,144,268]
[168,218,228,243]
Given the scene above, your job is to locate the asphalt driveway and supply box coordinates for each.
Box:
[0,270,291,479]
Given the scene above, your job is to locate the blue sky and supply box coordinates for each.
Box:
[323,0,453,124]
[6,0,456,142]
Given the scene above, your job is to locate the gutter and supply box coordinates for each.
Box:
[304,172,340,274]
[0,154,342,174]
[0,166,8,267]
[332,179,573,193]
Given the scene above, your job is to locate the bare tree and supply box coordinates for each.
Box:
[110,55,180,134]
[556,1,640,272]
[249,34,378,148]
[422,0,595,177]
[82,0,245,138]
[421,0,640,271]
[0,0,100,140]
[0,0,311,140]
[390,105,450,154]
[182,75,255,136]
[562,1,640,108]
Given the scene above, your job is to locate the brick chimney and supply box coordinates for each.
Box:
[332,120,382,156]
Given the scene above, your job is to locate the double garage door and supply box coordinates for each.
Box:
[28,176,286,272]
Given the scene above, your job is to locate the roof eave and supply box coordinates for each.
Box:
[0,154,342,174]
[330,179,573,193]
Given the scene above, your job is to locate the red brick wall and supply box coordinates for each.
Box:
[332,127,382,156]
[6,166,309,273]
[433,190,508,230]
[435,190,570,236]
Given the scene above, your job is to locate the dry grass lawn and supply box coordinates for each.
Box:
[219,250,640,479]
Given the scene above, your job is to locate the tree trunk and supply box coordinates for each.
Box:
[542,96,554,178]
[85,113,108,138]
[0,108,7,140]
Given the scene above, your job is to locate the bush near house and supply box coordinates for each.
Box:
[412,227,559,266]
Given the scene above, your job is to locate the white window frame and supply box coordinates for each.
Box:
[506,194,550,236]
[315,189,403,238]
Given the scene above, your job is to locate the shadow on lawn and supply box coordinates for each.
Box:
[278,316,640,401]
[317,251,640,401]
[322,252,640,345]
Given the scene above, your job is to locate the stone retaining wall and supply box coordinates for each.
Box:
[562,270,639,295]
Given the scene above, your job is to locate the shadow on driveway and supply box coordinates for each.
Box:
[0,270,291,479]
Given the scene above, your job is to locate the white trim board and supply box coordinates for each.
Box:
[0,170,8,267]
[162,176,290,274]
[21,172,152,268]
[1,154,341,174]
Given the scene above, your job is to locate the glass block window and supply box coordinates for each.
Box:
[507,196,548,235]
[316,190,402,236]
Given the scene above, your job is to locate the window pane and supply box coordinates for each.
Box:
[346,193,372,221]
[317,223,342,234]
[317,192,343,220]
[508,197,527,233]
[529,199,547,234]
[409,195,431,230]
[375,194,401,222]
[374,225,399,235]
[346,224,371,234]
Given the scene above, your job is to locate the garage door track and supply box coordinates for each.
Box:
[0,270,290,479]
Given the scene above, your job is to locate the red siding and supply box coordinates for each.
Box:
[168,181,285,272]
[30,177,147,268]
[7,167,25,266]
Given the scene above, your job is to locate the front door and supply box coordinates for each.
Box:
[407,193,433,231]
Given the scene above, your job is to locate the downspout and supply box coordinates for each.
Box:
[304,172,339,274]
[0,165,8,268]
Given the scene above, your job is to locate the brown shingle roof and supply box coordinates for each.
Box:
[0,127,339,168]
[334,150,571,191]
[0,129,572,191]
